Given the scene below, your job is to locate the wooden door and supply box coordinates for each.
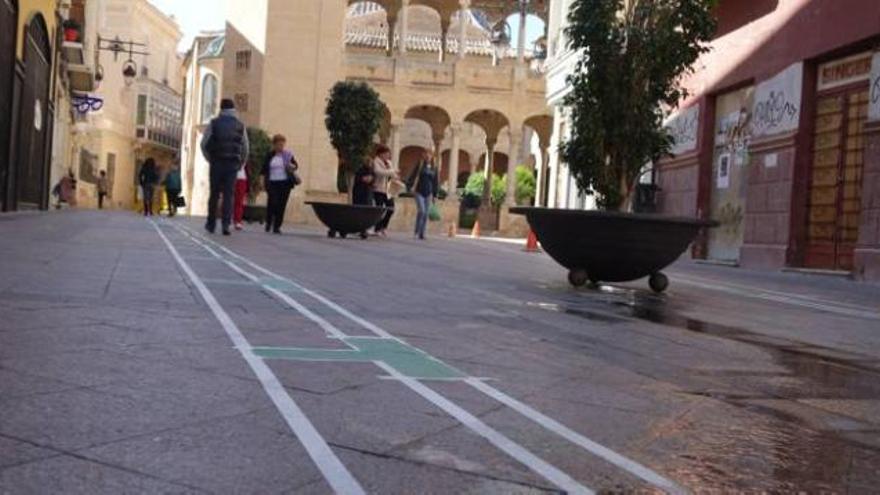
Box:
[15,16,51,208]
[0,0,16,210]
[805,86,869,270]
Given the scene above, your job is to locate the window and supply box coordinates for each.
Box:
[201,74,219,123]
[235,50,251,71]
[136,95,148,126]
[234,93,249,113]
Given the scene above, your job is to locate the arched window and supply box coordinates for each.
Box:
[200,74,218,124]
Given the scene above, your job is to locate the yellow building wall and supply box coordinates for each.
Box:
[16,0,57,59]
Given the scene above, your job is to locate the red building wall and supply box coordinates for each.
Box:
[657,0,880,278]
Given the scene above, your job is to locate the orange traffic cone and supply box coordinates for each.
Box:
[524,230,540,252]
[471,220,481,238]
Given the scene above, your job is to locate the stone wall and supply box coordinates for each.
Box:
[740,136,796,269]
[656,156,699,218]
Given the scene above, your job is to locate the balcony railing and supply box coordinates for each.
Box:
[135,78,182,151]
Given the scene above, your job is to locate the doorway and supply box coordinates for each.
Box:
[0,0,17,210]
[804,85,869,271]
[15,14,52,208]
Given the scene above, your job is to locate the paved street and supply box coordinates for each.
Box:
[2,210,880,494]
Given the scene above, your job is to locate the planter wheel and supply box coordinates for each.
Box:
[568,269,590,288]
[340,232,349,239]
[359,232,369,240]
[649,272,669,293]
[328,230,337,238]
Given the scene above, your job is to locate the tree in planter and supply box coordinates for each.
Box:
[245,127,272,204]
[324,82,384,195]
[559,0,716,211]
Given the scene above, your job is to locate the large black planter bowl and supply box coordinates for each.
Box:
[243,205,267,224]
[510,207,716,293]
[306,202,389,240]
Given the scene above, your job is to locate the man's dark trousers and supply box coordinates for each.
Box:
[207,161,240,232]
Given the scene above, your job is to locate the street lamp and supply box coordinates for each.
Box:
[96,36,149,86]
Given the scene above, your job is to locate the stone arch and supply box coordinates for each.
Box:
[399,144,429,180]
[464,108,508,145]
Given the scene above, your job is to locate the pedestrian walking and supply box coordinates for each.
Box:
[371,144,398,237]
[97,171,109,209]
[233,161,249,230]
[201,98,249,236]
[53,170,78,209]
[406,149,439,240]
[163,161,182,217]
[138,158,159,217]
[261,134,299,235]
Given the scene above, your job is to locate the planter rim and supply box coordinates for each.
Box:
[305,201,388,211]
[509,206,718,228]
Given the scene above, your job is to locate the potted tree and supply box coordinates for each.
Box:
[307,81,388,239]
[511,0,718,292]
[242,127,271,224]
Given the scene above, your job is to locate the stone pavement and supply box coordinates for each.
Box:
[1,210,879,494]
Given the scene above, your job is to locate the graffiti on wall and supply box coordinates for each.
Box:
[751,63,803,138]
[666,105,700,155]
[869,52,880,122]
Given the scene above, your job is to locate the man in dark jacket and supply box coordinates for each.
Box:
[200,99,250,235]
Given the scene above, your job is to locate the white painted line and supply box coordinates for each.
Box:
[466,379,688,495]
[150,221,366,495]
[180,231,349,340]
[374,362,594,495]
[675,275,880,320]
[173,223,686,494]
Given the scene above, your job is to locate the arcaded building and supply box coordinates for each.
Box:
[181,0,552,232]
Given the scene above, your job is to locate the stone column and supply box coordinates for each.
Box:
[536,145,550,206]
[433,135,444,182]
[448,124,462,194]
[517,5,527,63]
[390,122,403,172]
[484,138,496,179]
[458,0,470,60]
[439,23,449,63]
[399,0,410,55]
[386,16,397,57]
[506,128,522,205]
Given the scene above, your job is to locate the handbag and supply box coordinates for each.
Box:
[285,157,302,186]
[428,202,441,222]
[174,196,187,208]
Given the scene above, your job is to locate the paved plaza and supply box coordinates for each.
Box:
[1,210,880,494]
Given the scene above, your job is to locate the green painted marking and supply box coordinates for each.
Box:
[253,337,466,380]
[260,278,303,292]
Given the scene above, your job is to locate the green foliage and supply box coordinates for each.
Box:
[515,165,537,206]
[491,174,506,207]
[463,173,485,199]
[560,0,716,210]
[324,81,384,175]
[462,173,505,207]
[246,127,272,202]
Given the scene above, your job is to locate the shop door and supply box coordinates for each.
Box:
[0,0,16,210]
[805,87,869,271]
[16,17,51,208]
[707,87,754,262]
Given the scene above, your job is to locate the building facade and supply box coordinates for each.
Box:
[1,0,58,211]
[656,0,880,281]
[69,0,182,210]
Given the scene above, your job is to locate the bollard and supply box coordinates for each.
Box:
[471,220,481,238]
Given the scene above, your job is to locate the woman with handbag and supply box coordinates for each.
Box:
[261,134,301,235]
[372,144,398,237]
[406,149,440,240]
[163,161,183,217]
